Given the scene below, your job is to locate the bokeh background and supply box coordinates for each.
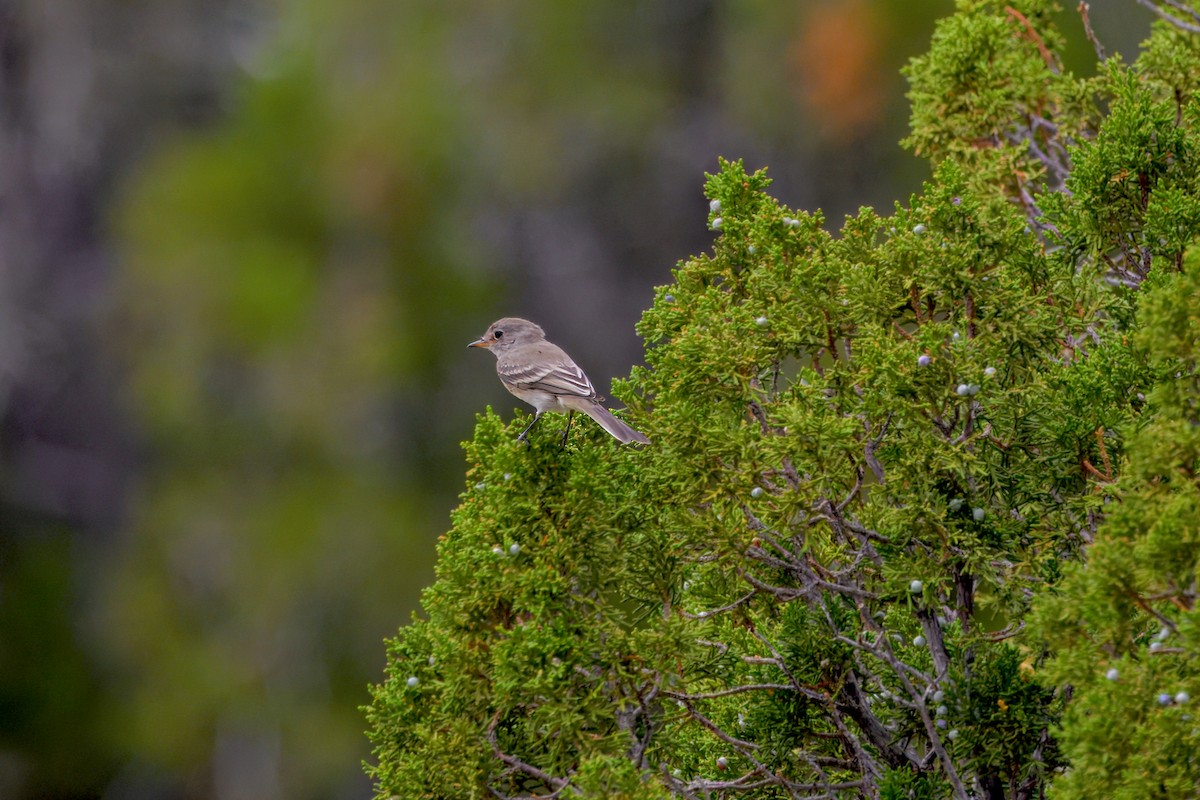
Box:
[0,1,1150,798]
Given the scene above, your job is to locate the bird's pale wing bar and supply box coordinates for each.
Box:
[499,358,596,398]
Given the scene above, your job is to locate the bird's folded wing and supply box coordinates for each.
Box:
[500,358,596,397]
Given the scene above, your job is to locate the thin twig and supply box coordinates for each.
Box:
[682,591,756,619]
[1135,0,1200,32]
[1078,2,1107,60]
[486,712,573,795]
[663,683,803,701]
[1006,6,1058,70]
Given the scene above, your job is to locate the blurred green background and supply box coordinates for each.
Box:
[0,1,1149,798]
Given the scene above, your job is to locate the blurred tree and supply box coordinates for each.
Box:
[0,1,268,796]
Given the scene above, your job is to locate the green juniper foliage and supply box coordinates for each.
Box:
[1029,258,1200,799]
[367,1,1200,798]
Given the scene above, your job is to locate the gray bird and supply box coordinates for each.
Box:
[468,317,650,445]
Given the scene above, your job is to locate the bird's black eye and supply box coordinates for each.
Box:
[494,330,504,338]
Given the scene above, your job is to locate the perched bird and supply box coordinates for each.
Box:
[468,317,650,445]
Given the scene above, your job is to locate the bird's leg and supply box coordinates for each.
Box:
[559,411,574,448]
[517,412,541,444]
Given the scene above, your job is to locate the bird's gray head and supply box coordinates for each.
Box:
[467,317,546,354]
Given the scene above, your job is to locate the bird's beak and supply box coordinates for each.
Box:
[467,336,491,348]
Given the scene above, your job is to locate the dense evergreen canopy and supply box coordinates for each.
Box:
[367,1,1200,797]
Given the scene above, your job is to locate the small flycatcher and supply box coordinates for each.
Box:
[468,317,650,445]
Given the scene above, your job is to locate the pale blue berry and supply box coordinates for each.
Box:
[956,384,971,396]
[750,486,764,498]
[509,543,521,556]
[709,199,722,213]
[913,635,927,647]
[407,676,420,688]
[972,507,985,522]
[936,718,947,729]
[949,498,964,511]
[948,729,959,740]
[918,354,932,367]
[664,294,675,303]
[1176,691,1190,704]
[1159,693,1173,706]
[910,579,923,593]
[711,217,723,230]
[755,316,769,328]
[1106,668,1120,681]
[984,366,996,377]
[913,224,927,235]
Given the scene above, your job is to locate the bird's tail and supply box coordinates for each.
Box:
[581,401,650,445]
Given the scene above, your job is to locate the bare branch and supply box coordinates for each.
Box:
[863,413,892,486]
[663,683,803,701]
[678,698,762,752]
[486,712,574,796]
[683,590,756,620]
[1078,2,1107,61]
[1135,0,1200,33]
